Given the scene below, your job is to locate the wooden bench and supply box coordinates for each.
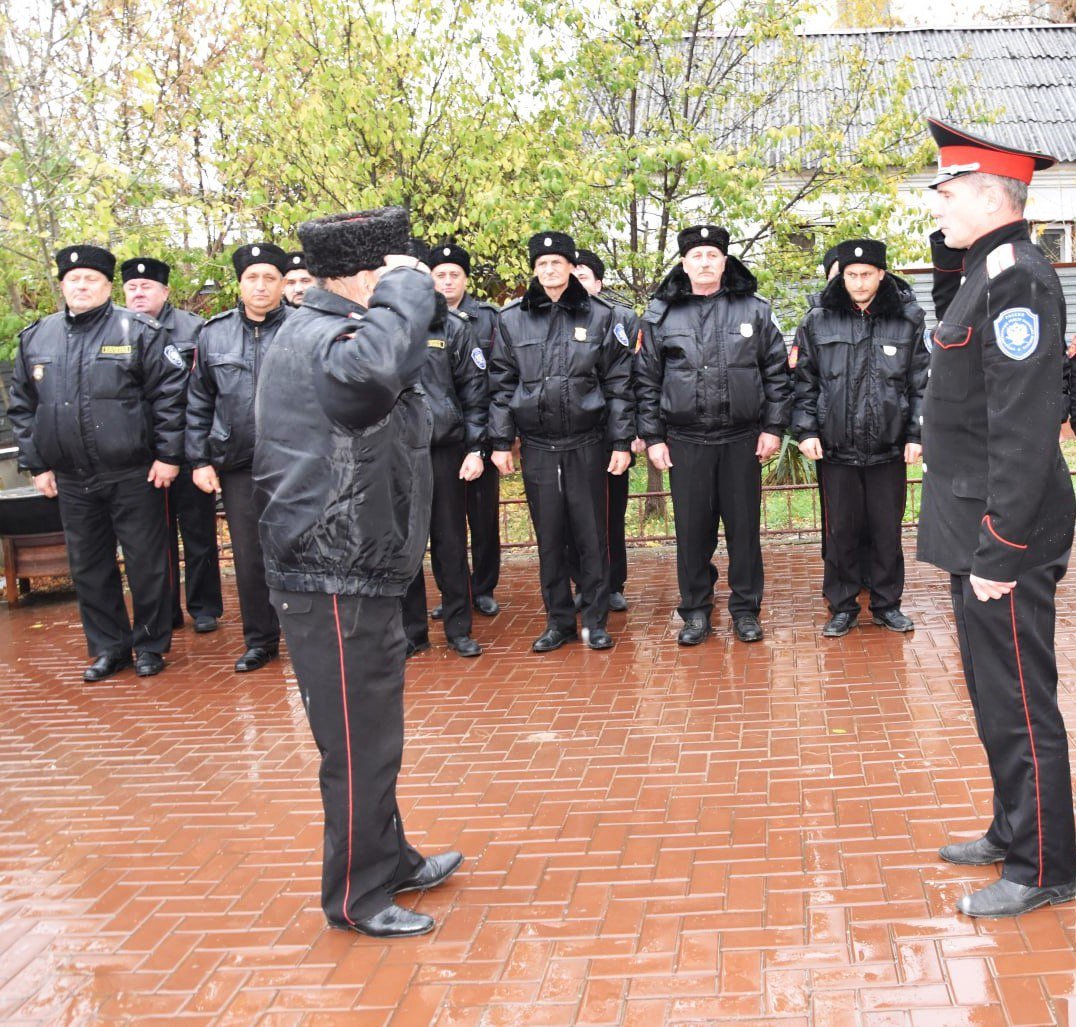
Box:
[2,532,69,606]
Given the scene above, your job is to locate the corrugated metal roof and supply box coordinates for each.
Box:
[632,25,1076,165]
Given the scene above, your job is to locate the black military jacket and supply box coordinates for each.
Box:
[8,300,187,477]
[185,301,290,471]
[253,275,434,597]
[421,296,487,449]
[457,293,501,353]
[634,258,791,446]
[791,274,928,466]
[488,275,635,451]
[917,220,1074,579]
[158,302,205,373]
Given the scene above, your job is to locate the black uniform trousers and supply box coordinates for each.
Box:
[950,555,1076,888]
[565,464,631,595]
[668,436,763,622]
[271,589,425,923]
[57,471,172,657]
[219,468,279,649]
[466,458,501,599]
[403,443,473,645]
[521,440,609,631]
[166,468,223,624]
[817,459,905,614]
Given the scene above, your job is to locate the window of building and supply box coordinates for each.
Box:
[1031,223,1072,263]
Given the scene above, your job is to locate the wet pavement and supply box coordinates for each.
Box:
[2,545,1076,1025]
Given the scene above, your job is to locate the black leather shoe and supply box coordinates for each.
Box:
[83,652,132,682]
[391,851,464,895]
[447,636,482,657]
[193,616,218,634]
[532,626,577,652]
[430,604,443,620]
[346,904,436,938]
[872,608,914,633]
[405,640,431,659]
[939,836,1007,866]
[587,628,614,650]
[957,877,1076,918]
[677,617,712,646]
[234,646,279,673]
[473,595,500,617]
[822,611,858,637]
[135,652,165,677]
[733,615,764,643]
[608,592,628,612]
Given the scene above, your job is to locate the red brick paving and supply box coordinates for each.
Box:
[2,546,1076,1024]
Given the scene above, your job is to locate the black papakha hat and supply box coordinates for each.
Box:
[56,244,115,282]
[298,207,411,279]
[428,243,471,276]
[821,246,840,276]
[284,251,307,272]
[573,248,605,282]
[677,225,729,257]
[120,257,170,286]
[836,238,887,271]
[232,242,288,279]
[528,231,575,268]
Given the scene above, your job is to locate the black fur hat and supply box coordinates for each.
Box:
[120,257,170,285]
[821,246,840,277]
[429,243,471,276]
[836,238,887,271]
[232,242,288,279]
[528,230,575,267]
[56,244,115,282]
[298,207,411,279]
[284,251,307,272]
[573,248,605,281]
[677,225,729,257]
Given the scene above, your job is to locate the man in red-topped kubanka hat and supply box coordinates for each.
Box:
[917,118,1076,918]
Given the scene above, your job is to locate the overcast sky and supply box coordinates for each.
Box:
[806,0,1037,28]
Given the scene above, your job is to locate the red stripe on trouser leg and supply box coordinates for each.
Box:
[1010,589,1045,887]
[331,595,356,925]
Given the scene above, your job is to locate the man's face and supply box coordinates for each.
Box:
[573,265,602,296]
[843,264,885,307]
[681,246,726,294]
[934,177,991,250]
[239,264,285,317]
[534,254,572,293]
[123,278,169,318]
[431,263,468,307]
[283,269,314,306]
[61,269,113,315]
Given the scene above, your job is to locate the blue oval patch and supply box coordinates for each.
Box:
[993,308,1039,361]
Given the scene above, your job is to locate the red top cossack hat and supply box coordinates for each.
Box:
[927,118,1058,189]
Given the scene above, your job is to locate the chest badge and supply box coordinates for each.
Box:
[427,338,446,349]
[882,345,897,356]
[993,308,1039,361]
[574,326,588,342]
[32,364,45,381]
[740,323,753,338]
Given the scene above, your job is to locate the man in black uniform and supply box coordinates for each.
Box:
[254,207,462,939]
[569,248,642,612]
[919,118,1076,918]
[401,241,488,659]
[428,242,502,617]
[8,245,187,679]
[635,226,791,645]
[792,238,928,636]
[122,257,223,634]
[186,243,290,672]
[488,230,635,652]
[283,251,314,307]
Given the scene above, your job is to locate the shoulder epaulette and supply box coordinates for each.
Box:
[128,310,162,330]
[501,297,522,311]
[642,298,669,325]
[17,317,42,340]
[477,300,500,313]
[986,243,1017,280]
[446,308,468,324]
[202,308,236,327]
[590,293,615,310]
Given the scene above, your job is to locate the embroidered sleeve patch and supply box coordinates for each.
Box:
[613,323,630,348]
[992,308,1039,361]
[163,344,185,369]
[471,347,487,370]
[923,325,932,351]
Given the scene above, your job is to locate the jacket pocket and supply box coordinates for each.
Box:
[952,474,987,500]
[929,322,973,402]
